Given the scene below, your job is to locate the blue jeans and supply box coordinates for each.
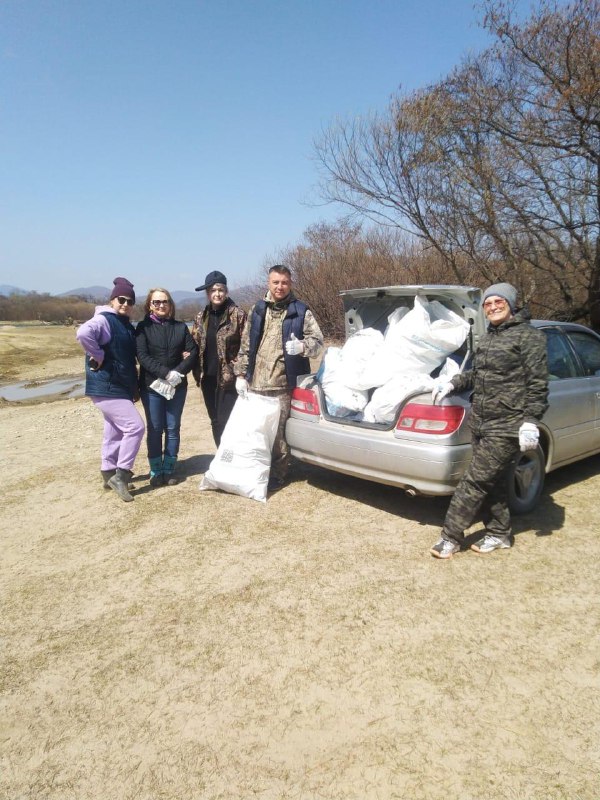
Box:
[140,383,188,460]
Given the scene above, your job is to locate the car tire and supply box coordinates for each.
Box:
[507,445,545,514]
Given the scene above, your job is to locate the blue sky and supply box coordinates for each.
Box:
[1,0,533,295]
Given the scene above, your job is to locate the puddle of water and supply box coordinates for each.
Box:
[0,377,85,402]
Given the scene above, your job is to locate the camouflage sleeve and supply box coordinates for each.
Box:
[302,309,324,359]
[191,311,202,345]
[236,306,248,336]
[233,304,254,377]
[190,311,203,385]
[451,369,474,394]
[521,326,549,422]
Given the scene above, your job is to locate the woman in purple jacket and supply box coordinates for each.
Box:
[76,277,145,502]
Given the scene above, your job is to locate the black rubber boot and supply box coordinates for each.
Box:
[107,468,134,502]
[102,469,133,489]
[101,469,116,489]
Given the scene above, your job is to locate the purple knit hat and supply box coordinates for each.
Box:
[109,277,135,303]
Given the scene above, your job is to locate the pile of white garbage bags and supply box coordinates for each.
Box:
[318,296,468,424]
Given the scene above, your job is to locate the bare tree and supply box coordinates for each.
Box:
[315,0,600,327]
[273,221,466,339]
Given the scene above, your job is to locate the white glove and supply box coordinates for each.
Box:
[235,377,248,398]
[285,333,305,356]
[150,378,176,400]
[432,381,453,404]
[519,422,539,452]
[166,370,183,387]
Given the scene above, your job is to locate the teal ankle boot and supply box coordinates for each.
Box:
[163,455,178,486]
[149,456,164,487]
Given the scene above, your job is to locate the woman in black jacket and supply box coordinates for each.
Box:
[135,288,198,486]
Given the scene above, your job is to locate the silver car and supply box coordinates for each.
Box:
[286,285,600,513]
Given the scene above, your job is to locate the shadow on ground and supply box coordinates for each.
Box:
[296,452,600,534]
[129,454,214,496]
[296,460,449,528]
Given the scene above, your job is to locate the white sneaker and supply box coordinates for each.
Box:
[471,534,511,554]
[430,538,460,559]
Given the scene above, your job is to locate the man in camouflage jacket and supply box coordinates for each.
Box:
[430,282,549,559]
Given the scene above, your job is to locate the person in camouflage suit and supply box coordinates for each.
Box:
[430,282,549,559]
[191,271,247,446]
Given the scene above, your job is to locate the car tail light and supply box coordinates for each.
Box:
[291,387,320,416]
[396,402,465,435]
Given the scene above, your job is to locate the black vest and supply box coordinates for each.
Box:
[247,298,311,388]
[85,312,138,400]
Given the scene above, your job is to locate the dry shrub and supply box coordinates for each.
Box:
[271,221,485,339]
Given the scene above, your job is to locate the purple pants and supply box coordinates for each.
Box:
[92,397,145,471]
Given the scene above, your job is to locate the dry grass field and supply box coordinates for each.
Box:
[1,324,599,799]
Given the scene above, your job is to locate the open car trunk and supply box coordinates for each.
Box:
[311,284,485,430]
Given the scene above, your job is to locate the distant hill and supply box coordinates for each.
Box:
[58,286,111,301]
[0,284,29,296]
[0,282,262,306]
[230,283,262,305]
[170,290,198,303]
[176,283,262,309]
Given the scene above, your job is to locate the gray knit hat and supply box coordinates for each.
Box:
[483,282,517,312]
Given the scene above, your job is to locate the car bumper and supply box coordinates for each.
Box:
[286,416,471,496]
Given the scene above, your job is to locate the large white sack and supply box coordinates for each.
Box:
[363,373,434,424]
[437,354,461,381]
[316,346,343,385]
[338,328,384,390]
[384,305,410,335]
[317,346,369,416]
[382,295,469,375]
[360,307,411,388]
[199,393,280,502]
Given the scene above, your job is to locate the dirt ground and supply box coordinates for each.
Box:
[1,325,599,800]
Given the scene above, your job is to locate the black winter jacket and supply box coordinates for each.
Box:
[135,316,198,390]
[451,308,549,436]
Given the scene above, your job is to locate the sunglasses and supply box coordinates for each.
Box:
[151,299,170,306]
[483,299,508,310]
[116,296,135,306]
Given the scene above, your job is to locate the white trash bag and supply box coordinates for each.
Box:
[383,295,469,375]
[437,355,461,381]
[360,307,411,389]
[199,393,280,502]
[363,373,434,424]
[318,346,369,416]
[338,328,384,390]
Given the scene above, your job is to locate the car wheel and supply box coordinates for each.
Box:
[507,446,545,514]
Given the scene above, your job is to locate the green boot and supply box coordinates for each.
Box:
[149,456,164,487]
[162,455,178,486]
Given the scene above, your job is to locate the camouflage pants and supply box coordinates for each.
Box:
[442,433,519,545]
[251,389,292,482]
